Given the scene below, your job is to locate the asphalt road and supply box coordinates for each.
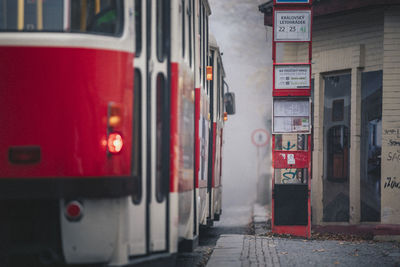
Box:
[176,204,254,267]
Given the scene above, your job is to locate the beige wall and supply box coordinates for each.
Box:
[280,7,391,225]
[381,6,400,225]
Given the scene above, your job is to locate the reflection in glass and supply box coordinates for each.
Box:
[323,73,351,222]
[156,73,167,203]
[156,0,167,61]
[360,71,382,222]
[134,0,142,57]
[132,69,142,204]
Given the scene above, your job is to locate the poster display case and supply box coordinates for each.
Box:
[272,98,311,134]
[273,63,311,96]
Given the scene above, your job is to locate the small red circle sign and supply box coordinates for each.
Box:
[251,129,270,147]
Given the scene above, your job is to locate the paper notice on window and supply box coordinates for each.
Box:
[274,117,292,133]
[274,117,310,133]
[274,99,310,117]
[292,117,309,131]
[287,154,296,165]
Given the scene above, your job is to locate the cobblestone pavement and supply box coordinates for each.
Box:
[206,205,400,267]
[206,234,400,267]
[176,205,253,267]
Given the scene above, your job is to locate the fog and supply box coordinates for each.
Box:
[208,0,273,208]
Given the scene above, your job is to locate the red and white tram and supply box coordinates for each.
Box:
[196,34,226,228]
[0,0,231,266]
[207,34,225,224]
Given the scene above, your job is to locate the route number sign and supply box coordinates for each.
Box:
[274,64,310,90]
[274,10,311,42]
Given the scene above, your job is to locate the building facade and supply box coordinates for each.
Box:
[260,0,400,237]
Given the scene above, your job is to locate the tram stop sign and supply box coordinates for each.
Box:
[251,129,270,147]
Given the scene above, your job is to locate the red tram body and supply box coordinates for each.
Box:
[0,0,230,265]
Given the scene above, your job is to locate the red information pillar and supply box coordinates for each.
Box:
[271,0,313,238]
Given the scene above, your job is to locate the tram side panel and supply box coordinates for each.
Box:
[214,59,225,220]
[196,0,212,227]
[207,39,225,225]
[128,0,147,258]
[170,0,197,251]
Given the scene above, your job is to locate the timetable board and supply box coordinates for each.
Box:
[273,98,311,134]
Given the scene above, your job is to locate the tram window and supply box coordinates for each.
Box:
[188,0,192,67]
[156,0,168,62]
[0,0,123,36]
[217,61,221,118]
[209,50,214,97]
[199,5,202,81]
[135,0,142,57]
[202,6,206,87]
[0,0,63,31]
[71,0,124,36]
[156,73,168,203]
[206,16,209,85]
[181,0,185,58]
[198,2,201,36]
[132,69,142,204]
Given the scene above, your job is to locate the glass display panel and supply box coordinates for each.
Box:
[274,168,308,185]
[273,98,310,133]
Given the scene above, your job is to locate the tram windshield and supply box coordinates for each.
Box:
[0,0,123,36]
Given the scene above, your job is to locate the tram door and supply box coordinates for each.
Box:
[131,0,169,255]
[147,0,170,253]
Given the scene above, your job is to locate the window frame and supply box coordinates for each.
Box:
[0,0,125,37]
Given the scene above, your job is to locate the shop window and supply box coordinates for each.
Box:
[327,125,349,180]
[323,73,351,222]
[360,70,382,222]
[332,99,344,122]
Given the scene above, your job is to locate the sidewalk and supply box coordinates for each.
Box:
[205,204,400,267]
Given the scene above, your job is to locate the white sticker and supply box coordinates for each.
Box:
[287,154,296,165]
